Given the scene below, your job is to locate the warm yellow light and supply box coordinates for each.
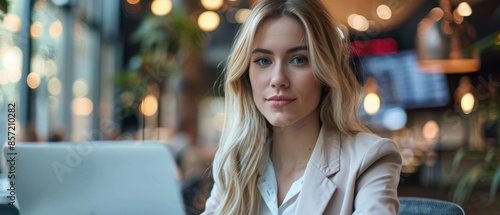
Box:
[127,0,140,4]
[49,21,63,39]
[429,7,444,21]
[461,93,474,114]
[73,79,89,98]
[27,73,41,89]
[30,22,43,38]
[348,14,368,31]
[364,93,380,115]
[198,11,220,32]
[72,97,94,116]
[34,0,46,11]
[422,120,440,140]
[32,55,46,76]
[418,59,480,73]
[235,8,251,23]
[457,2,472,17]
[376,5,392,20]
[2,46,22,72]
[151,0,172,16]
[7,69,21,83]
[2,14,22,33]
[139,94,158,116]
[453,9,464,24]
[48,78,62,96]
[201,0,224,10]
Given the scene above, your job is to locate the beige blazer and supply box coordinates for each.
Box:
[202,126,402,215]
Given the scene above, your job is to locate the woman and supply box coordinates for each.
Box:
[202,0,402,214]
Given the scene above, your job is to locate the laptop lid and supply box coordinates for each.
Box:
[2,141,185,215]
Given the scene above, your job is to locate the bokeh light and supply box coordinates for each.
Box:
[27,73,41,89]
[72,97,94,116]
[235,8,251,23]
[151,0,172,16]
[2,14,22,33]
[422,120,440,140]
[363,93,380,115]
[73,79,89,98]
[429,7,444,21]
[381,107,407,131]
[201,0,224,11]
[139,94,158,116]
[127,0,140,4]
[8,69,22,83]
[198,11,220,32]
[376,5,392,20]
[457,2,472,17]
[461,93,474,114]
[348,14,369,31]
[49,21,63,39]
[32,55,46,76]
[212,113,225,132]
[30,21,43,38]
[48,78,62,96]
[45,59,57,76]
[0,69,9,85]
[2,46,22,72]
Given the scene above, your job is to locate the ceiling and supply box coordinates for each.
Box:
[246,0,493,33]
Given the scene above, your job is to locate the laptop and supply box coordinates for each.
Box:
[2,141,185,215]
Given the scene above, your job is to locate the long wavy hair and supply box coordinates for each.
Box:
[211,0,369,214]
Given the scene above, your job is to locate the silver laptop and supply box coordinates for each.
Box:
[2,141,185,215]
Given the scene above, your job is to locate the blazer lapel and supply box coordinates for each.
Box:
[295,126,341,214]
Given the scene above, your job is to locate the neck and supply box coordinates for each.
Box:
[270,110,321,173]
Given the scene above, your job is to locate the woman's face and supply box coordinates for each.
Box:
[249,16,322,128]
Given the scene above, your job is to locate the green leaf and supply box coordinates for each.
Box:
[489,167,500,204]
[449,148,467,179]
[452,165,483,205]
[485,149,495,166]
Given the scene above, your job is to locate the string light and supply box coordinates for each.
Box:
[151,0,172,16]
[198,11,220,32]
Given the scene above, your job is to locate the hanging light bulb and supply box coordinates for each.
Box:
[416,0,479,73]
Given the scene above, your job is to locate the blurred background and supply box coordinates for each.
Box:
[0,0,499,214]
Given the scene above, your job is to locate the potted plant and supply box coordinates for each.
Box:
[115,9,205,129]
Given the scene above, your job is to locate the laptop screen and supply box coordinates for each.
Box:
[2,141,185,215]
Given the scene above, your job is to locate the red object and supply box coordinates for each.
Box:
[351,38,398,57]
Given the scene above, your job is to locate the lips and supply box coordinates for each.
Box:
[266,95,296,108]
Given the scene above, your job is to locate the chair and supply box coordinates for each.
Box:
[0,204,20,215]
[399,197,465,215]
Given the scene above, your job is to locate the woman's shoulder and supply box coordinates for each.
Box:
[338,131,402,171]
[342,131,399,155]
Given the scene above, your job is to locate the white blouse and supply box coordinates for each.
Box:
[258,160,304,215]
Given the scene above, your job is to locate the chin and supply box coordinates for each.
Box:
[267,118,295,128]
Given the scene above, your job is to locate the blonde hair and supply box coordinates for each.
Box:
[211,0,368,214]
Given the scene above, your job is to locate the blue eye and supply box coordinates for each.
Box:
[254,58,271,66]
[291,56,307,65]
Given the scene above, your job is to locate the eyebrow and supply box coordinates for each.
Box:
[251,46,308,55]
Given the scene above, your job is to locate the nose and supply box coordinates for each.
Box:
[270,64,289,89]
